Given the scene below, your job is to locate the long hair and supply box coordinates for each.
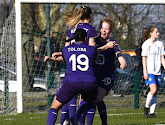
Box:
[142,26,157,43]
[63,6,92,28]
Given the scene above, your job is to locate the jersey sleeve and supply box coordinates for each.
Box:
[67,29,71,38]
[114,41,122,57]
[89,28,97,38]
[141,42,148,57]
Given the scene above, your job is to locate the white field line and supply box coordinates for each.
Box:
[2,112,165,121]
[95,112,165,116]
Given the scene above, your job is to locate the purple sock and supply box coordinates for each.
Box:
[78,100,87,125]
[69,96,77,119]
[78,100,96,125]
[47,108,58,125]
[79,112,86,125]
[59,104,69,124]
[76,100,88,120]
[87,105,96,125]
[97,101,107,125]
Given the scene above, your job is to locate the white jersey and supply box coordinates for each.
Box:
[141,39,164,75]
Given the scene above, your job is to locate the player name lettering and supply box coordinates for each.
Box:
[68,47,86,52]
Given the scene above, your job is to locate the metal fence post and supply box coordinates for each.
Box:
[134,71,139,109]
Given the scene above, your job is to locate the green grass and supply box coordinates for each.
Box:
[0,108,165,125]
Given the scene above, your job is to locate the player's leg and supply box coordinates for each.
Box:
[86,104,96,125]
[149,75,161,118]
[149,93,157,118]
[79,99,87,125]
[70,82,98,125]
[47,96,63,125]
[78,101,96,125]
[58,103,69,125]
[144,74,157,118]
[95,87,107,125]
[48,80,79,125]
[69,95,77,119]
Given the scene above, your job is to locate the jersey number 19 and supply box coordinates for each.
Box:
[69,54,89,71]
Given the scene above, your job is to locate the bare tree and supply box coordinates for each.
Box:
[22,4,36,91]
[92,4,154,49]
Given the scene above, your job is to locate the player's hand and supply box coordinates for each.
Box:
[52,52,62,58]
[44,56,50,62]
[106,41,115,48]
[120,64,126,70]
[143,73,149,80]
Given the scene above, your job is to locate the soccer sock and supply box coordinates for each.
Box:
[59,105,69,124]
[87,105,96,125]
[97,101,107,125]
[76,100,88,119]
[69,96,77,119]
[79,112,86,125]
[79,100,87,125]
[150,96,157,114]
[65,112,70,122]
[145,92,153,108]
[47,108,58,125]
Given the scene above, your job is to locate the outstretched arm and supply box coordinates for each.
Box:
[44,55,63,62]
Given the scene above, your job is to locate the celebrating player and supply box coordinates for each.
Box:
[46,28,98,125]
[56,6,98,125]
[55,6,114,125]
[78,17,126,125]
[142,26,165,118]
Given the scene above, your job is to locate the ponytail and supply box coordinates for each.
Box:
[63,6,92,28]
[142,26,157,43]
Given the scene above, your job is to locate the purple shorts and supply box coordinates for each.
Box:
[97,76,115,95]
[56,80,98,104]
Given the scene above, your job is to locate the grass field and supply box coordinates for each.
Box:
[1,108,165,125]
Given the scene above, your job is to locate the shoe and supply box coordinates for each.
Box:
[70,116,78,125]
[144,107,149,118]
[149,113,157,118]
[63,120,69,125]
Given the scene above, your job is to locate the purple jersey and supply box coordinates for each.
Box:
[67,23,97,44]
[95,37,121,80]
[62,42,97,83]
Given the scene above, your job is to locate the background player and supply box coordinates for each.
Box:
[142,26,165,118]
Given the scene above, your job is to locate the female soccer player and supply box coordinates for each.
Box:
[78,17,126,125]
[55,6,114,125]
[46,28,98,125]
[64,6,97,47]
[57,6,98,125]
[142,26,165,118]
